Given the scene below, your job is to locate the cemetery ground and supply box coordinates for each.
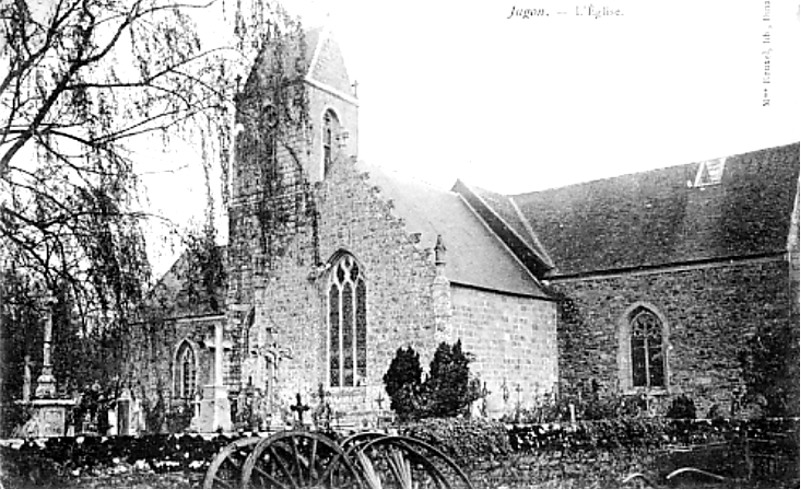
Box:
[0,417,798,489]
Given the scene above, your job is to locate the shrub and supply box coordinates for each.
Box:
[383,340,482,421]
[424,341,481,418]
[401,417,511,465]
[666,394,697,419]
[382,346,423,421]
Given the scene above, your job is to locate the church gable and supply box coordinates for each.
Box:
[145,245,227,319]
[358,163,548,298]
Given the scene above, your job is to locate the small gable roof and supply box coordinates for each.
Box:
[244,26,353,95]
[357,163,549,298]
[509,143,799,277]
[144,245,227,319]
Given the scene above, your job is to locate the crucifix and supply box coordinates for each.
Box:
[514,384,523,422]
[290,393,310,428]
[479,382,490,417]
[375,393,385,410]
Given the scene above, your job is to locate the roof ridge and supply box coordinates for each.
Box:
[509,196,555,268]
[510,142,799,197]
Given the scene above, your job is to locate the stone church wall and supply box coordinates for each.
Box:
[125,317,221,412]
[553,257,793,416]
[246,159,442,415]
[450,286,558,416]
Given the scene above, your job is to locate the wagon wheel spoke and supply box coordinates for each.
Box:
[269,445,300,488]
[356,450,383,489]
[383,447,411,487]
[352,435,471,489]
[308,436,319,483]
[241,431,360,488]
[290,435,308,486]
[314,453,345,485]
[252,463,290,489]
[222,454,244,469]
[204,437,261,489]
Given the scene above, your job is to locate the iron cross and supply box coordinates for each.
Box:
[290,392,310,426]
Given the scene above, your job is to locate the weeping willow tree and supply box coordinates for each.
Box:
[0,0,301,403]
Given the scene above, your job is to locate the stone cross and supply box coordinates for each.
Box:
[514,384,523,422]
[203,323,232,388]
[479,382,490,417]
[22,355,32,402]
[375,393,385,410]
[315,383,329,404]
[290,393,310,427]
[35,295,57,399]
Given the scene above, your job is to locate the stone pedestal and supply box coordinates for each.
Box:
[190,385,232,433]
[16,399,76,438]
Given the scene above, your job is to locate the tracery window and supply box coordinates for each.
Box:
[328,253,367,387]
[176,341,197,400]
[629,308,665,388]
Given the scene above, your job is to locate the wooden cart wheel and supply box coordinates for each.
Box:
[340,431,386,453]
[203,436,262,489]
[347,435,473,489]
[241,430,362,488]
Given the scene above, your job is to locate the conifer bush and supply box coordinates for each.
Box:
[383,340,481,420]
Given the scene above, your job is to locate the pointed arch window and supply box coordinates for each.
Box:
[629,308,665,388]
[175,342,197,400]
[322,110,341,178]
[328,253,367,387]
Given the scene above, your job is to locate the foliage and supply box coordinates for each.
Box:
[400,417,511,466]
[425,340,482,418]
[738,329,795,417]
[0,419,797,488]
[0,432,236,487]
[73,381,116,435]
[164,402,193,433]
[382,346,422,420]
[665,394,697,419]
[0,0,301,403]
[382,340,481,421]
[506,387,653,425]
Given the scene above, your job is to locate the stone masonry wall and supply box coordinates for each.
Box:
[247,158,441,417]
[450,286,558,416]
[553,257,793,416]
[125,316,224,416]
[788,188,799,415]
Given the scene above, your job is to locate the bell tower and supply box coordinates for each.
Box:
[226,24,359,391]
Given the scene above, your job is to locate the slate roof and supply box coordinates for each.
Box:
[504,143,799,277]
[244,26,328,90]
[357,163,549,298]
[145,246,227,319]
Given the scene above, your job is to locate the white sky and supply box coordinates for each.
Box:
[141,0,800,275]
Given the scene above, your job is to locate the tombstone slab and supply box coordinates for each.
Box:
[16,399,76,438]
[190,385,232,432]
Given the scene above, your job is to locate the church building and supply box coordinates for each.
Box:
[127,26,799,430]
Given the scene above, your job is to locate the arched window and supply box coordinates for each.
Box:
[322,109,341,178]
[328,253,367,387]
[175,341,197,400]
[628,307,665,388]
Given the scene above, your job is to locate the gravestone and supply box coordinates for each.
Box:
[16,298,76,437]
